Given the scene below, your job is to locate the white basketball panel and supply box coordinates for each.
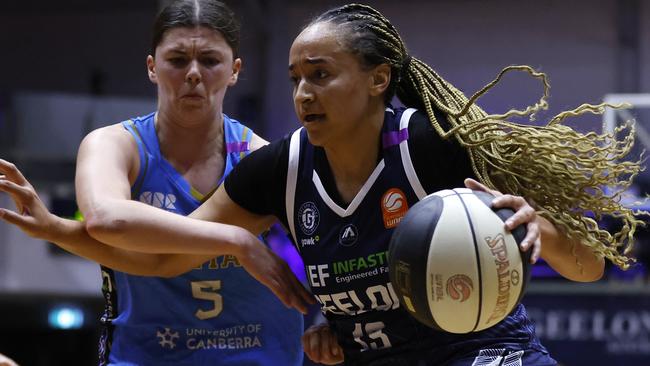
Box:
[459,193,524,330]
[426,194,481,333]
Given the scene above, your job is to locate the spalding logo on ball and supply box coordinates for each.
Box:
[388,188,531,334]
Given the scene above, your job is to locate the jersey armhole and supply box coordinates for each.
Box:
[122,120,149,199]
[398,108,428,199]
[285,129,302,248]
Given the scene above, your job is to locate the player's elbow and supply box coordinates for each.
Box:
[573,261,605,282]
[84,204,129,243]
[560,257,605,283]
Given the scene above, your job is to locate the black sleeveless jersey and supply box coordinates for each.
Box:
[226,107,547,365]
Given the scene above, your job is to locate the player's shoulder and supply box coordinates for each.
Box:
[79,123,138,158]
[83,123,133,145]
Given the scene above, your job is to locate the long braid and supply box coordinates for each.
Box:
[311,4,646,269]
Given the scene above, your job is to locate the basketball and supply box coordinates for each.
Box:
[388,188,531,334]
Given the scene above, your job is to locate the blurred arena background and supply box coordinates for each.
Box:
[1,0,650,365]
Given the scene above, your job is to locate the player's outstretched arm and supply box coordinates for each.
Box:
[0,159,212,276]
[465,178,604,282]
[0,159,314,312]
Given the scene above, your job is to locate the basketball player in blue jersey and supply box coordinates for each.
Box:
[0,1,310,365]
[1,3,642,366]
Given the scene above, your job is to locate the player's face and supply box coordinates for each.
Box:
[148,26,240,120]
[289,22,381,147]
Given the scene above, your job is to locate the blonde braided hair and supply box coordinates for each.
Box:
[311,3,646,269]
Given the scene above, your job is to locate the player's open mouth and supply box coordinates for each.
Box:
[304,114,325,123]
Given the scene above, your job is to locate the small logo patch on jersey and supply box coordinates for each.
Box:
[139,191,177,211]
[338,224,359,246]
[298,202,320,235]
[156,327,180,349]
[446,274,474,302]
[381,188,408,228]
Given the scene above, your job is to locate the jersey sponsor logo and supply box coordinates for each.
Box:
[157,327,180,349]
[338,224,359,246]
[298,202,320,235]
[186,324,263,350]
[300,235,319,248]
[446,274,474,302]
[332,251,389,275]
[139,191,177,210]
[381,188,408,228]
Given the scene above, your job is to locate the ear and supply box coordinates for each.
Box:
[146,55,157,84]
[228,58,242,86]
[368,63,391,97]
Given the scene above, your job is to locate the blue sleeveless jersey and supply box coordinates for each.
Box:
[99,112,303,366]
[285,108,546,365]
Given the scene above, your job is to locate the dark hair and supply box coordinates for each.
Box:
[152,0,240,57]
[308,4,409,105]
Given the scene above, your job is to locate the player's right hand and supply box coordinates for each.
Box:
[0,159,61,242]
[236,235,316,315]
[302,322,344,365]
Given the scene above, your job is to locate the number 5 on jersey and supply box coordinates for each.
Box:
[191,280,223,320]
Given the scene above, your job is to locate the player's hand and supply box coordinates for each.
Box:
[464,178,541,263]
[237,236,316,315]
[0,159,61,242]
[302,323,344,365]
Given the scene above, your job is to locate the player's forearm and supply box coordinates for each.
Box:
[48,216,202,275]
[539,217,605,282]
[83,198,255,257]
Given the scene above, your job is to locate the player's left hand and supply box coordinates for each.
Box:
[302,322,343,365]
[464,178,541,263]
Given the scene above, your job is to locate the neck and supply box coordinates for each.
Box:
[155,109,224,164]
[323,105,385,203]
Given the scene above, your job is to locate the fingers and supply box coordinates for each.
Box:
[302,324,343,365]
[291,276,316,314]
[464,178,486,191]
[294,275,317,306]
[0,179,34,203]
[520,220,541,264]
[265,265,311,315]
[464,178,502,198]
[302,327,322,363]
[276,258,315,314]
[491,194,541,263]
[530,237,541,264]
[0,179,33,214]
[0,159,29,186]
[464,181,542,264]
[492,195,534,229]
[0,207,32,229]
[323,333,343,365]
